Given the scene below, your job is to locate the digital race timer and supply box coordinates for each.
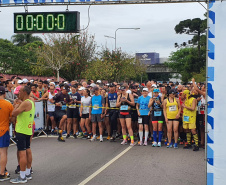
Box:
[14,11,80,33]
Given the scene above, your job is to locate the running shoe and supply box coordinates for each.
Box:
[97,136,100,140]
[116,133,119,138]
[5,171,10,178]
[179,141,184,145]
[174,143,178,149]
[77,132,83,138]
[15,165,20,174]
[107,136,111,140]
[90,137,96,142]
[139,141,143,146]
[121,140,127,145]
[82,135,87,139]
[0,174,10,182]
[73,134,77,139]
[87,135,91,139]
[157,142,161,147]
[66,134,70,139]
[143,141,148,146]
[30,167,33,174]
[110,137,116,142]
[193,145,199,151]
[58,137,65,142]
[152,142,157,147]
[51,130,55,135]
[183,144,192,149]
[100,138,103,142]
[164,138,168,145]
[62,131,67,136]
[26,174,32,180]
[167,143,173,148]
[130,142,135,146]
[10,176,27,184]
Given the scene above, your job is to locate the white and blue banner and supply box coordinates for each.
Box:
[34,101,44,132]
[207,0,226,185]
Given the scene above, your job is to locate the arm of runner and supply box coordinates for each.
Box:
[116,95,121,107]
[105,96,109,114]
[148,98,154,108]
[127,94,135,107]
[192,78,206,98]
[136,103,140,116]
[80,102,83,117]
[39,91,48,101]
[176,98,181,119]
[184,98,197,111]
[163,99,168,123]
[12,101,30,117]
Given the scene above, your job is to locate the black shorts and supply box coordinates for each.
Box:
[48,112,55,117]
[197,114,205,128]
[54,109,66,123]
[16,133,31,151]
[67,108,79,119]
[131,111,138,122]
[81,113,89,119]
[138,116,150,125]
[119,113,131,119]
[168,119,180,121]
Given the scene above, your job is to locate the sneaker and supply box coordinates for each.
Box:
[193,145,199,151]
[30,167,33,174]
[90,137,96,142]
[10,176,27,183]
[152,142,157,147]
[0,174,10,182]
[107,136,111,140]
[143,141,148,146]
[77,132,83,138]
[121,140,127,145]
[167,143,173,148]
[179,141,184,145]
[26,174,32,180]
[116,133,119,138]
[110,137,116,142]
[82,135,87,139]
[15,165,20,174]
[62,131,67,136]
[100,138,103,142]
[174,143,178,149]
[5,171,10,178]
[130,142,135,146]
[58,137,65,142]
[73,134,77,139]
[87,135,91,139]
[97,136,100,140]
[183,144,192,149]
[139,141,143,146]
[164,138,168,145]
[157,142,161,147]
[51,130,55,135]
[66,134,70,139]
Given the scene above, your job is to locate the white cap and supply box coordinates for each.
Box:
[96,80,101,84]
[47,79,51,82]
[79,87,85,91]
[64,81,68,84]
[30,79,34,82]
[22,78,28,83]
[50,82,55,86]
[151,84,157,88]
[18,80,23,84]
[142,88,149,92]
[90,83,96,88]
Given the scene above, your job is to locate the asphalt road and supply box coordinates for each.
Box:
[3,136,206,185]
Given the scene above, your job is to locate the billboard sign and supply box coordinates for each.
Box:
[136,52,159,65]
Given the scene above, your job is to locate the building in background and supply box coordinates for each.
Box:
[136,52,160,65]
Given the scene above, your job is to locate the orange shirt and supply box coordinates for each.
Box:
[0,99,14,137]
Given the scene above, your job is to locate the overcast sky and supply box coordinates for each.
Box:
[0,2,206,58]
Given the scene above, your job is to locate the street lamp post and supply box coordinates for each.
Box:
[105,28,140,50]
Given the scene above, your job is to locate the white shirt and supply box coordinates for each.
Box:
[81,96,91,114]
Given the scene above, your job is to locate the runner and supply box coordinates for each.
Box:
[148,88,164,147]
[105,83,118,142]
[5,80,16,104]
[53,85,70,142]
[0,87,14,182]
[30,84,39,100]
[10,86,35,183]
[66,85,81,139]
[182,90,199,151]
[90,86,105,142]
[163,89,181,148]
[136,88,151,146]
[80,89,92,139]
[116,86,135,146]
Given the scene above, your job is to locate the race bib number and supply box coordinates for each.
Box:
[69,104,76,108]
[154,111,162,117]
[120,105,128,111]
[138,117,142,124]
[61,105,67,111]
[169,105,176,112]
[183,116,190,122]
[110,101,117,108]
[134,98,138,103]
[93,104,99,110]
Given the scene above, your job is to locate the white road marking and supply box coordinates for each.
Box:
[78,142,137,185]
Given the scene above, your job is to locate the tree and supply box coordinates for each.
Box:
[32,33,79,81]
[11,34,42,46]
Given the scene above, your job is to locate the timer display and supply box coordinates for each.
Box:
[14,11,80,33]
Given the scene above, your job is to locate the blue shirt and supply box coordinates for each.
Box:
[138,95,151,116]
[91,95,104,115]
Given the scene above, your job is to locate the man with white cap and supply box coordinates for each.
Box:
[22,79,29,85]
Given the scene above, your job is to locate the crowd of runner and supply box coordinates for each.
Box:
[0,76,206,182]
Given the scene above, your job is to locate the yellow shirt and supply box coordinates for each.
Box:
[183,97,196,124]
[166,98,179,119]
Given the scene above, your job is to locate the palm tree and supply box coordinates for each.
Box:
[11,34,42,46]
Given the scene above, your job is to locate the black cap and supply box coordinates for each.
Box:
[0,86,5,94]
[168,89,176,95]
[109,83,115,87]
